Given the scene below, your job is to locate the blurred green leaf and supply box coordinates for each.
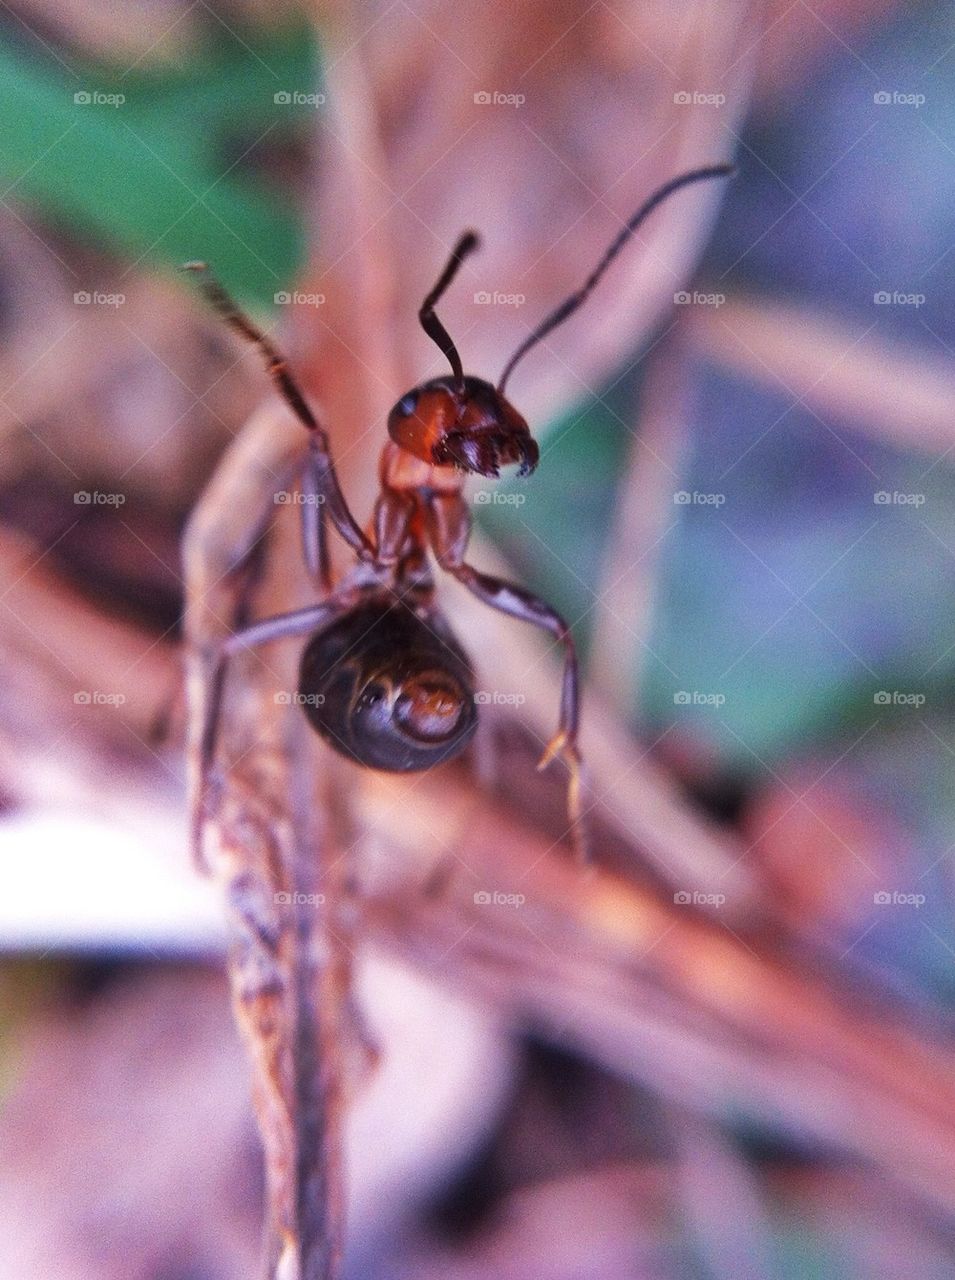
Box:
[0,26,317,305]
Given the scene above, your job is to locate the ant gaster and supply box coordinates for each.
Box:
[187,163,734,860]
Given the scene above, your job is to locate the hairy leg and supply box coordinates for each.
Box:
[185,262,374,564]
[195,598,359,861]
[427,494,588,858]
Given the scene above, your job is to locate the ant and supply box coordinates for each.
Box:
[187,162,733,861]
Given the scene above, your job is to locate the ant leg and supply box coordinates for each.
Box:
[428,495,588,859]
[184,263,374,563]
[460,566,586,857]
[301,448,332,590]
[195,596,358,863]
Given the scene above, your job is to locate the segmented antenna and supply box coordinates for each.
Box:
[182,261,319,432]
[497,163,735,395]
[418,231,481,388]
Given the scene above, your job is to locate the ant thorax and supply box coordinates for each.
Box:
[379,440,464,497]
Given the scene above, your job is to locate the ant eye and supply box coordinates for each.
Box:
[398,391,418,416]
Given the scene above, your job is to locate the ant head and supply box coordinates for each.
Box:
[397,165,734,478]
[387,230,536,478]
[387,375,538,477]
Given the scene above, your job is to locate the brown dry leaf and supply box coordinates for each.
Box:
[361,767,955,1219]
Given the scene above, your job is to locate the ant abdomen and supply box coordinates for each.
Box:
[299,596,477,772]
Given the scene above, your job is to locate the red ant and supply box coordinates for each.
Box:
[187,163,733,860]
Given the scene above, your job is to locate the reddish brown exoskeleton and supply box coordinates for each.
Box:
[187,162,733,859]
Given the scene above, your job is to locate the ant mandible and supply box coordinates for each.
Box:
[187,162,734,861]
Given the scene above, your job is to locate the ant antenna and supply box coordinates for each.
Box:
[419,230,480,389]
[497,163,735,395]
[182,261,319,432]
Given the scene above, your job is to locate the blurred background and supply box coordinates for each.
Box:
[2,0,955,1277]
